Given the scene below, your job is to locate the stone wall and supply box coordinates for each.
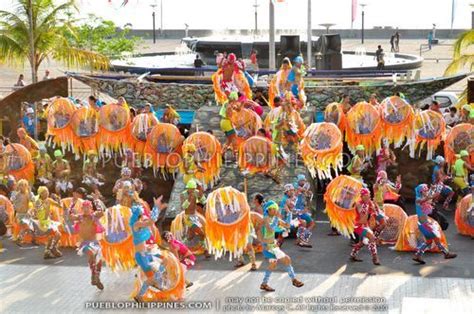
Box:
[72,73,466,111]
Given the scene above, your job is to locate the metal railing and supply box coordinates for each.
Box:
[419,42,453,62]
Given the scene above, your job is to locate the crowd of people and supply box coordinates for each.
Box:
[0,53,472,302]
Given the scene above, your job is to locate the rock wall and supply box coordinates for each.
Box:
[72,74,466,111]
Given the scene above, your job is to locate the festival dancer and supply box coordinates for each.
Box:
[452,150,473,199]
[234,214,258,270]
[35,146,53,187]
[113,167,143,195]
[278,184,296,247]
[82,150,104,188]
[179,179,210,258]
[130,200,167,302]
[52,150,72,197]
[253,193,265,215]
[293,174,315,248]
[258,200,304,292]
[219,92,237,156]
[162,231,195,288]
[286,56,306,109]
[376,140,396,173]
[72,200,105,290]
[17,127,39,157]
[10,179,35,246]
[33,186,62,259]
[431,156,455,210]
[347,145,369,184]
[122,149,142,178]
[180,180,206,212]
[350,188,382,265]
[162,104,181,125]
[412,184,457,264]
[181,143,204,186]
[373,170,402,209]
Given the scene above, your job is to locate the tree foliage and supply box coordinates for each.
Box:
[0,0,109,83]
[66,14,138,59]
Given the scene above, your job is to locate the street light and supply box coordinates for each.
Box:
[307,0,312,70]
[151,3,157,44]
[253,0,259,36]
[319,23,336,34]
[470,3,474,29]
[360,3,367,44]
[160,0,163,35]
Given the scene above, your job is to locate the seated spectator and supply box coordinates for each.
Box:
[13,74,25,88]
[22,107,36,137]
[430,101,441,113]
[443,107,459,127]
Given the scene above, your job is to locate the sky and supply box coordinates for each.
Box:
[0,0,472,30]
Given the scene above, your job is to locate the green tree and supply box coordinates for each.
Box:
[0,0,109,83]
[68,14,138,59]
[444,30,474,105]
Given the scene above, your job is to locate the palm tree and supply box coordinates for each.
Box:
[444,30,474,105]
[0,0,109,83]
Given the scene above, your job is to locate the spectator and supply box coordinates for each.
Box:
[390,34,395,53]
[375,45,385,70]
[273,96,282,108]
[443,107,459,127]
[193,54,205,76]
[14,74,25,88]
[394,31,400,52]
[42,70,52,81]
[429,101,441,113]
[252,88,266,107]
[22,107,36,137]
[421,104,430,111]
[369,93,379,107]
[88,95,100,111]
[460,105,473,123]
[428,31,433,50]
[250,49,258,71]
[340,94,352,113]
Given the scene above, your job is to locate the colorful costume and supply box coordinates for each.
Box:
[412,184,456,264]
[347,145,368,183]
[205,186,251,259]
[212,53,252,104]
[74,202,105,290]
[454,194,474,237]
[345,102,382,156]
[350,189,382,265]
[452,151,471,196]
[300,122,343,179]
[286,56,306,109]
[379,96,415,148]
[268,57,292,108]
[373,171,401,208]
[259,201,304,292]
[431,156,454,209]
[413,110,446,160]
[33,188,62,259]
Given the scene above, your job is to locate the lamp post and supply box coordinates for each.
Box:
[307,0,312,70]
[269,0,276,70]
[160,0,163,35]
[470,3,474,29]
[253,0,259,36]
[151,3,157,43]
[360,3,367,44]
[319,23,336,34]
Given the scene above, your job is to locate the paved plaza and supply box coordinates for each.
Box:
[1,206,473,313]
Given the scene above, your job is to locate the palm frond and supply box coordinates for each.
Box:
[444,54,474,76]
[0,33,26,65]
[53,39,110,71]
[453,30,474,60]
